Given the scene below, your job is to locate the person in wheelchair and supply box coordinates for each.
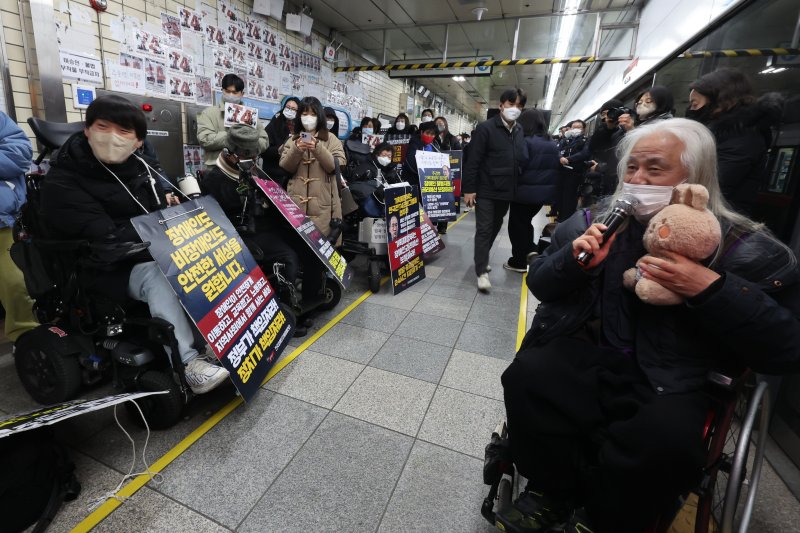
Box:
[499,119,800,532]
[39,95,230,394]
[200,124,320,337]
[347,142,401,217]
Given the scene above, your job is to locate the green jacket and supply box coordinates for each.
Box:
[196,102,268,167]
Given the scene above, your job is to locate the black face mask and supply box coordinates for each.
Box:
[685,105,714,124]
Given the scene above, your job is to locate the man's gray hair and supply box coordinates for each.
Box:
[608,118,760,231]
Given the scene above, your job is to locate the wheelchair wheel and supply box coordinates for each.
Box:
[316,279,342,311]
[125,370,184,430]
[14,330,82,405]
[700,381,770,533]
[368,260,381,293]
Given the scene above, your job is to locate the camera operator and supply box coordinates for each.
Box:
[583,100,627,199]
[201,125,318,337]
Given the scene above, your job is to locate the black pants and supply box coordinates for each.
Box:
[557,170,582,222]
[508,202,542,267]
[501,337,708,533]
[474,198,510,276]
[251,230,323,302]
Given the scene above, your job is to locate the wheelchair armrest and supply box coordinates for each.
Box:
[706,368,751,392]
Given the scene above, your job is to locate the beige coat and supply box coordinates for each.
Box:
[279,129,346,239]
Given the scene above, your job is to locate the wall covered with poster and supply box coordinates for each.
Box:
[0,0,416,156]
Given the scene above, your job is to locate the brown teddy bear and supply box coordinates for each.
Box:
[622,184,721,305]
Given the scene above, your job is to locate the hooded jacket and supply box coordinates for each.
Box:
[0,112,32,228]
[522,205,800,394]
[515,135,560,206]
[40,132,166,302]
[279,128,346,238]
[704,93,783,214]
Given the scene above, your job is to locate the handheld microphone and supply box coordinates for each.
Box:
[576,195,639,267]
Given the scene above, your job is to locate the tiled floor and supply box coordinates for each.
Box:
[1,208,799,532]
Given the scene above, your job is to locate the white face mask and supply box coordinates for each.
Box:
[502,107,521,122]
[636,102,657,120]
[377,155,392,167]
[565,128,583,139]
[326,120,336,130]
[301,115,317,131]
[283,108,297,120]
[395,121,406,130]
[222,93,241,104]
[88,130,139,164]
[362,127,374,135]
[421,116,433,123]
[621,182,677,221]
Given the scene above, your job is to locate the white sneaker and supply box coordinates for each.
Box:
[477,273,491,293]
[184,358,230,394]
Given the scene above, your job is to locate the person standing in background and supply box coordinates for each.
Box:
[556,119,589,222]
[504,109,560,272]
[462,88,526,293]
[262,97,299,188]
[420,108,434,124]
[686,67,783,216]
[0,111,37,342]
[197,73,268,168]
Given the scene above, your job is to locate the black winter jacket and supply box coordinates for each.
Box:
[515,135,559,206]
[433,132,462,152]
[705,94,783,215]
[40,132,166,303]
[462,114,524,201]
[523,206,800,394]
[263,113,293,186]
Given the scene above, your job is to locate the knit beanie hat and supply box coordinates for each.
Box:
[227,124,260,158]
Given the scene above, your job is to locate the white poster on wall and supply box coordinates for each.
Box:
[59,50,103,85]
[106,61,146,95]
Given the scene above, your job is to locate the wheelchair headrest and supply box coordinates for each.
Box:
[27,117,85,150]
[345,139,372,155]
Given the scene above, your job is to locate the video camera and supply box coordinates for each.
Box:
[606,106,633,121]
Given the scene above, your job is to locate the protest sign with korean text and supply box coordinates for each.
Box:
[447,150,462,213]
[252,176,353,289]
[416,151,456,222]
[385,183,425,295]
[131,199,293,402]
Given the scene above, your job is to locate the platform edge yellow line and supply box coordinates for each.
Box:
[516,272,528,352]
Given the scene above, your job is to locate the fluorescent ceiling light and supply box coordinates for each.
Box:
[544,0,580,109]
[452,75,466,82]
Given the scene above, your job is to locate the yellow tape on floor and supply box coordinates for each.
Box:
[516,273,528,352]
[73,209,474,531]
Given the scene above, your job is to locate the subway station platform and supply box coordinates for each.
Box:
[2,209,800,532]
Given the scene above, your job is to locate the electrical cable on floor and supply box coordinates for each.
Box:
[87,401,163,512]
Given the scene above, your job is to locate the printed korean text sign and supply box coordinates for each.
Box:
[416,151,456,222]
[252,176,353,288]
[131,199,293,401]
[420,208,445,257]
[385,184,425,295]
[447,150,462,212]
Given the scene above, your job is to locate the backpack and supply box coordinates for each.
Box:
[0,426,81,532]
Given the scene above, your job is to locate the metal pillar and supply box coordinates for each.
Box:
[29,0,67,121]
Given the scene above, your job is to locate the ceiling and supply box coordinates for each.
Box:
[299,0,642,121]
